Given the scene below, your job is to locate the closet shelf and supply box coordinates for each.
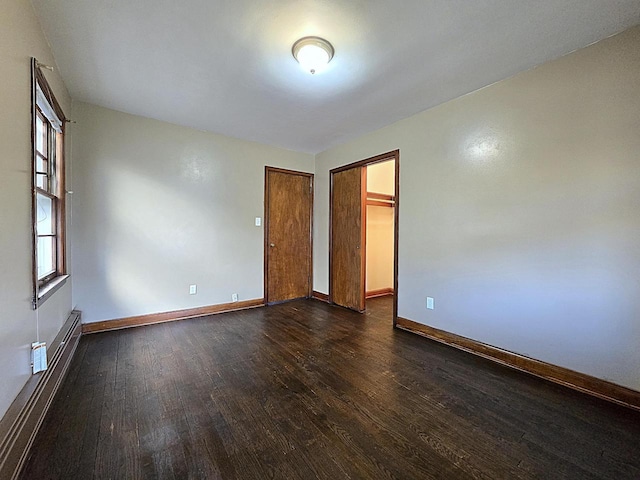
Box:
[366,191,395,207]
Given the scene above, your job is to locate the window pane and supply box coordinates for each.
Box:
[36,115,47,155]
[36,155,46,173]
[36,193,54,235]
[36,174,48,190]
[37,236,55,279]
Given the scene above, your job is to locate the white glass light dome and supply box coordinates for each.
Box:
[292,37,334,74]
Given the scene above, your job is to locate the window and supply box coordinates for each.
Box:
[32,59,67,307]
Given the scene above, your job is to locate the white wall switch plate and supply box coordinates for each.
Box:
[232,293,239,302]
[426,297,434,310]
[189,284,197,295]
[255,217,261,226]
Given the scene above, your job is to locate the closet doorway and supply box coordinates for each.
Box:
[329,150,399,323]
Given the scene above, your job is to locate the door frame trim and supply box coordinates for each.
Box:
[329,149,400,323]
[264,166,314,304]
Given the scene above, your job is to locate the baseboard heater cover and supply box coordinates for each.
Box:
[395,316,640,412]
[0,310,82,480]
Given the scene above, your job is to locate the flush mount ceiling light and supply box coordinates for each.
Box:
[292,36,334,74]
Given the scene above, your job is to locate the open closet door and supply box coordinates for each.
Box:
[330,166,366,311]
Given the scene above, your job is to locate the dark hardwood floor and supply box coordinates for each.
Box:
[21,297,640,479]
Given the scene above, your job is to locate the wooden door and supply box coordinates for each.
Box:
[264,167,313,304]
[330,167,366,311]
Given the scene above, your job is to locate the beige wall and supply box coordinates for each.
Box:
[366,206,394,292]
[0,0,73,418]
[315,26,640,390]
[366,161,395,292]
[366,160,395,195]
[71,102,313,323]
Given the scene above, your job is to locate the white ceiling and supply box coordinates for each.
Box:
[32,0,640,154]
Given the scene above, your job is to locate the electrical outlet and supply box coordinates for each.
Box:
[232,293,239,302]
[189,284,197,295]
[426,297,434,310]
[31,342,47,374]
[255,217,262,227]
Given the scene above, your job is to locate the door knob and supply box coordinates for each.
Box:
[270,243,275,247]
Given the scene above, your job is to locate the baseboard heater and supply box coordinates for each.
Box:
[0,310,82,480]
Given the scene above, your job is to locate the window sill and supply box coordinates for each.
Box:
[35,274,69,309]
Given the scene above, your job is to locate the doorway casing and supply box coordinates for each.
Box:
[329,150,400,325]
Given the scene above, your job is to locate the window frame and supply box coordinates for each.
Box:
[31,58,68,308]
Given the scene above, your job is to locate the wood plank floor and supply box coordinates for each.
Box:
[21,297,640,479]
